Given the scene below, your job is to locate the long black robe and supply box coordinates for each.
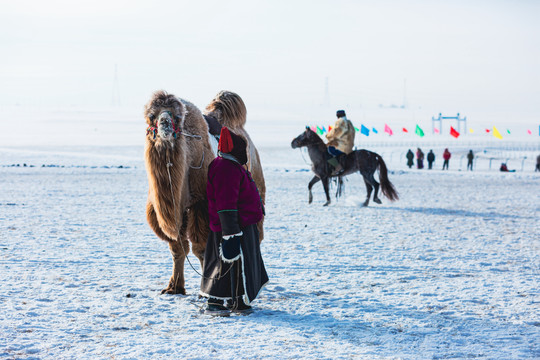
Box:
[199,223,268,305]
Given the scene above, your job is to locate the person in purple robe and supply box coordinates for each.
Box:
[200,127,268,316]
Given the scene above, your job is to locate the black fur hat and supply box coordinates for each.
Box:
[336,110,346,118]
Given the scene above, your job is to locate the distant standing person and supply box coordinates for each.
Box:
[536,154,540,172]
[442,148,451,170]
[406,149,414,169]
[427,150,435,170]
[416,148,424,169]
[467,150,474,171]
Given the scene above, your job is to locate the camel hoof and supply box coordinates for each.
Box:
[374,198,382,204]
[308,194,313,204]
[362,202,369,207]
[161,287,186,295]
[323,201,330,207]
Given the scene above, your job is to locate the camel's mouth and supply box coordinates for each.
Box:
[156,111,176,141]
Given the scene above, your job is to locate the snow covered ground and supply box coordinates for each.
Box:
[0,108,539,359]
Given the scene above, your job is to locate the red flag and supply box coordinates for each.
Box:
[328,126,332,132]
[527,129,532,135]
[450,126,460,138]
[402,127,408,133]
[485,129,490,133]
[434,128,440,134]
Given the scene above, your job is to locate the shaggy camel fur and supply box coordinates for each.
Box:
[204,90,266,241]
[144,90,215,295]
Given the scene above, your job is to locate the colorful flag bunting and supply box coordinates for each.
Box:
[527,129,532,135]
[384,124,393,136]
[328,126,332,132]
[372,127,378,134]
[360,124,370,136]
[402,127,408,133]
[316,126,323,135]
[506,129,511,134]
[415,124,424,137]
[322,126,327,134]
[450,126,460,138]
[354,127,359,132]
[485,129,491,133]
[492,127,503,139]
[469,128,474,133]
[310,126,317,133]
[434,128,440,134]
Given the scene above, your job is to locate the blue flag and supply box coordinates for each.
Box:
[361,124,370,136]
[372,127,378,134]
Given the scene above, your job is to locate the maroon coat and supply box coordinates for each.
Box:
[207,156,264,234]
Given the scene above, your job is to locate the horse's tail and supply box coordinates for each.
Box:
[376,154,399,201]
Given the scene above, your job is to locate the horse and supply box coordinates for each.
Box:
[291,127,398,206]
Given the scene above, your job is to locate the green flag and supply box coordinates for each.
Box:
[415,124,425,137]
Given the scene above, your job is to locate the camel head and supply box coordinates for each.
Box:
[144,90,186,144]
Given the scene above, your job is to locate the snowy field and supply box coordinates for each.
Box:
[0,108,539,359]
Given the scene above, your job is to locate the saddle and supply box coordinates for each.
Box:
[326,147,346,176]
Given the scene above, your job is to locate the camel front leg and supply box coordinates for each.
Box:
[161,212,189,295]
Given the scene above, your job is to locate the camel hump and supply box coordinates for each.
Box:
[204,90,247,128]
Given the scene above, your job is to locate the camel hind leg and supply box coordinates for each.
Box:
[187,200,209,268]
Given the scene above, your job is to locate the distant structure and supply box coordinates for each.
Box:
[432,113,467,135]
[111,64,121,106]
[323,77,330,107]
[402,78,408,109]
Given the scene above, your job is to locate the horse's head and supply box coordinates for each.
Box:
[291,126,322,149]
[144,90,187,144]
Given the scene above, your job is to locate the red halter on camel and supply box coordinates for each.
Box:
[146,110,182,139]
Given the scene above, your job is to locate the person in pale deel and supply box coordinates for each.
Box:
[406,149,414,169]
[536,154,540,172]
[467,150,474,171]
[442,148,451,170]
[416,148,424,169]
[427,150,435,170]
[200,126,269,316]
[325,110,355,175]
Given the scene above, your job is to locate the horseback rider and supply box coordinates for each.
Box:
[326,110,355,175]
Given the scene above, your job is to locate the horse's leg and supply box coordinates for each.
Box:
[322,177,331,206]
[370,172,382,204]
[308,176,320,204]
[362,175,373,207]
[162,212,189,295]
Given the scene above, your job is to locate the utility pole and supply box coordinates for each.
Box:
[112,64,121,107]
[324,77,330,107]
[402,78,407,109]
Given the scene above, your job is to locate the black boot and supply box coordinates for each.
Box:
[327,157,343,176]
[228,261,253,314]
[204,298,230,317]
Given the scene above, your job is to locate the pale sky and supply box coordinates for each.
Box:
[1,0,539,121]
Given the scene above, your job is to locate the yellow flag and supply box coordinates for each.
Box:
[493,126,503,139]
[469,128,474,133]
